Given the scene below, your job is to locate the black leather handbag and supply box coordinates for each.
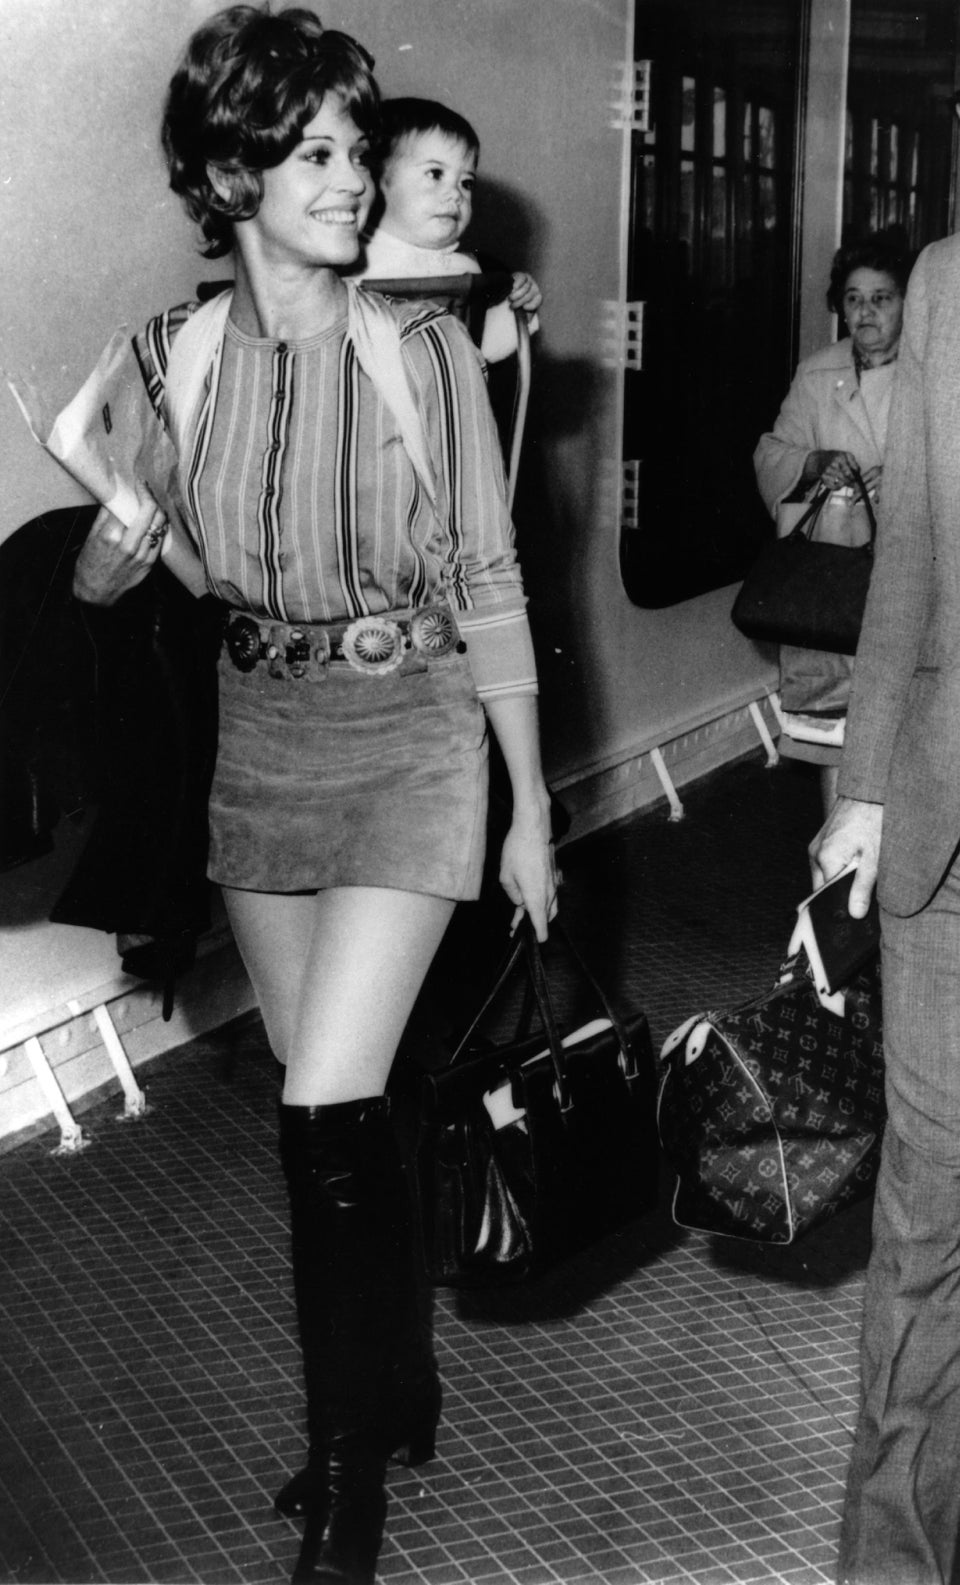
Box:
[412,921,659,1287]
[657,951,884,1244]
[731,474,877,655]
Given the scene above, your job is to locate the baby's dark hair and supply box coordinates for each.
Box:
[380,97,480,164]
[162,4,379,258]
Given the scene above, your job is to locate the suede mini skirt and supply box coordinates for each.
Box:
[208,647,489,899]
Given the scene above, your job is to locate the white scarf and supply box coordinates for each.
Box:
[165,281,438,512]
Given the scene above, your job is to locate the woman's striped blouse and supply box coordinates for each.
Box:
[134,297,536,701]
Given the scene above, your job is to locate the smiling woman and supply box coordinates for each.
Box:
[52,6,557,1585]
[207,98,374,281]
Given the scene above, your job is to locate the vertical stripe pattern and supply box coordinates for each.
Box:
[333,341,367,618]
[255,342,294,621]
[132,296,535,697]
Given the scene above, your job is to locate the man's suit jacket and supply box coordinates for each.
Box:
[839,234,960,916]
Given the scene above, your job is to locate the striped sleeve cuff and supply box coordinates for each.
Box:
[455,605,539,701]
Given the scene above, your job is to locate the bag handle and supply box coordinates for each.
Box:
[851,465,878,542]
[441,923,570,1106]
[522,927,573,1110]
[448,930,527,1062]
[446,918,638,1110]
[792,483,830,539]
[521,923,642,1109]
[794,467,877,544]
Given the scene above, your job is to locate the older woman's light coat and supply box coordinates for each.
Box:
[754,337,886,514]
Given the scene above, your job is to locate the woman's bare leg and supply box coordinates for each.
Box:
[222,884,456,1098]
[220,887,317,1067]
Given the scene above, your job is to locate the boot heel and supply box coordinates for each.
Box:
[275,1415,437,1515]
[389,1370,441,1467]
[391,1426,436,1467]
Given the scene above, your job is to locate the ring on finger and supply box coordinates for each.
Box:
[146,523,166,548]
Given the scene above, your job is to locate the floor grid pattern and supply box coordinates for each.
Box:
[0,756,872,1584]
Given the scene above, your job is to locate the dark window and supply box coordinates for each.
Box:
[623,0,800,606]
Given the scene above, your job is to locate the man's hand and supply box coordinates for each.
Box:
[809,797,883,918]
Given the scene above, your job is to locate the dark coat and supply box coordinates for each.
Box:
[0,504,222,961]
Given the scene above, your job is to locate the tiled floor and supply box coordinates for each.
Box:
[0,754,874,1585]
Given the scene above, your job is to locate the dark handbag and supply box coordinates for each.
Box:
[731,473,877,655]
[412,921,659,1286]
[656,951,884,1244]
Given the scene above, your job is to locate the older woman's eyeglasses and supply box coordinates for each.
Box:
[842,290,900,312]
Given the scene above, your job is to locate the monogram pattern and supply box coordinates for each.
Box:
[656,956,884,1243]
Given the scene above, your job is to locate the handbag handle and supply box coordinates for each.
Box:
[446,918,638,1112]
[521,927,573,1110]
[791,483,831,539]
[448,929,528,1062]
[850,465,878,542]
[794,468,877,544]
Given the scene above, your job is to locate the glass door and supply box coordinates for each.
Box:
[844,0,957,247]
[622,0,803,606]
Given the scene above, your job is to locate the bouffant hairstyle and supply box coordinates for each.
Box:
[380,98,480,164]
[827,227,914,314]
[162,5,379,259]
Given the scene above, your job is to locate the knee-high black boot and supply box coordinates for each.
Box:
[274,1105,440,1522]
[277,1098,434,1585]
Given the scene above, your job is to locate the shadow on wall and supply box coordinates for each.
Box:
[468,179,616,767]
[467,175,547,282]
[511,352,608,764]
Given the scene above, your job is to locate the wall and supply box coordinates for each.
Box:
[0,0,777,1135]
[304,0,779,797]
[796,0,850,361]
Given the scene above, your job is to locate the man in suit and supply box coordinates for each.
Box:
[812,233,960,1584]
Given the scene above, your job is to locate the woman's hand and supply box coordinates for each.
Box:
[73,493,167,605]
[508,272,542,315]
[808,449,861,489]
[499,804,560,944]
[482,695,557,940]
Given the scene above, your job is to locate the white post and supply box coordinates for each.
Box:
[24,1036,88,1155]
[90,1003,148,1119]
[650,746,685,822]
[748,700,780,767]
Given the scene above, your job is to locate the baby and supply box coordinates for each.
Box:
[357,97,541,363]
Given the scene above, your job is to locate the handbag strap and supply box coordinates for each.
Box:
[447,931,527,1063]
[850,465,878,542]
[522,928,573,1110]
[795,468,878,544]
[446,918,639,1111]
[793,484,830,539]
[798,462,880,545]
[544,920,634,1054]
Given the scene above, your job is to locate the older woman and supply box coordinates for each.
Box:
[69,7,557,1583]
[754,232,912,809]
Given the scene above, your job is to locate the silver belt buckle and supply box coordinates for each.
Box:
[266,625,330,680]
[410,606,458,658]
[340,617,405,675]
